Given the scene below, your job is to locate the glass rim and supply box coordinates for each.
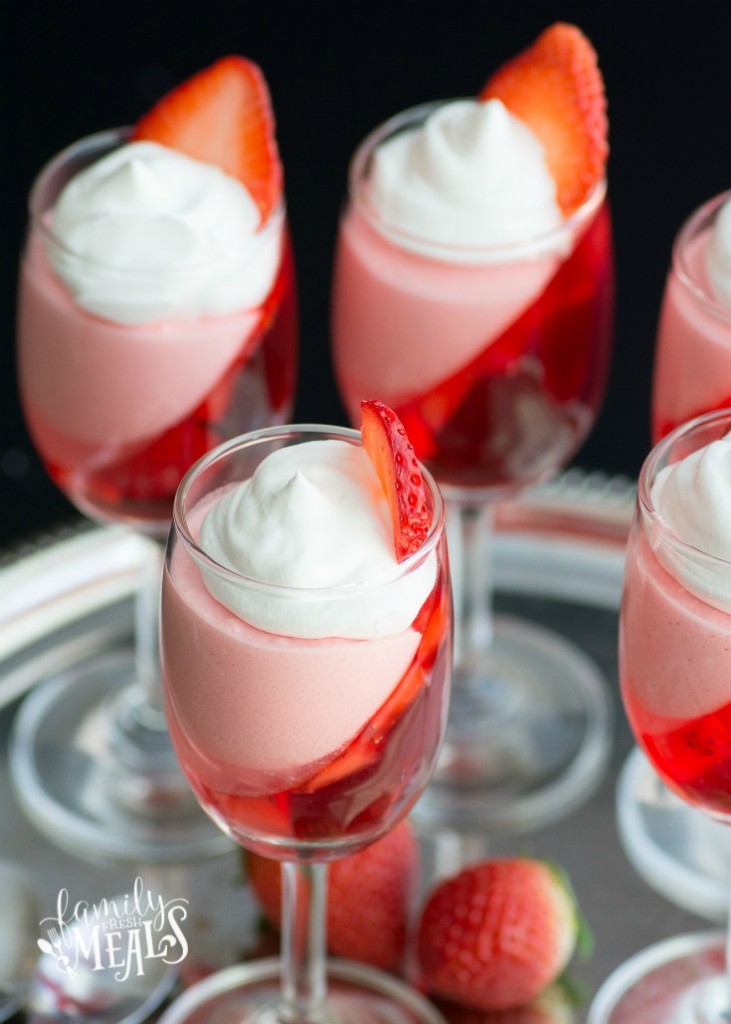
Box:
[172,422,446,598]
[638,406,731,566]
[672,188,731,326]
[347,98,607,261]
[28,125,287,275]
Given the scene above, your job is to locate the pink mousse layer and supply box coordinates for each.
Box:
[331,205,560,416]
[653,228,731,436]
[620,526,731,722]
[18,233,262,454]
[161,502,421,796]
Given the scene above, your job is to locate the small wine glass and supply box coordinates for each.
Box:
[11,127,297,863]
[158,423,452,1024]
[653,190,731,443]
[618,191,731,912]
[331,100,614,833]
[590,408,731,1023]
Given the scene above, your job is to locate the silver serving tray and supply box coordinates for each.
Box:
[0,471,715,1023]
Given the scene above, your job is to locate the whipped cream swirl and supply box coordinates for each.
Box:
[652,434,731,610]
[365,98,563,260]
[46,141,281,324]
[706,197,731,308]
[198,440,436,639]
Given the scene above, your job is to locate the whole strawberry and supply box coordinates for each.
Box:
[246,819,418,972]
[417,859,580,1011]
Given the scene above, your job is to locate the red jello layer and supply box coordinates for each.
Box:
[395,203,614,491]
[168,576,450,850]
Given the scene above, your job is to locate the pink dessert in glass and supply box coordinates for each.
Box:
[588,410,731,1023]
[621,413,731,821]
[18,57,297,536]
[330,25,614,836]
[334,162,612,493]
[332,23,613,495]
[653,191,731,443]
[9,57,298,868]
[162,414,452,856]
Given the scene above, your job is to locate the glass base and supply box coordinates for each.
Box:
[588,932,727,1023]
[26,948,178,1024]
[159,957,445,1024]
[616,747,727,922]
[0,992,23,1024]
[10,647,232,863]
[413,615,613,834]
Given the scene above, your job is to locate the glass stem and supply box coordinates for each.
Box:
[280,862,328,1024]
[133,535,166,728]
[447,499,496,668]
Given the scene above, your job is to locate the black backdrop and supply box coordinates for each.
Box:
[2,1,730,549]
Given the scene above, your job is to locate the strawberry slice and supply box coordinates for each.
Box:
[299,579,447,795]
[480,23,608,215]
[298,659,428,793]
[133,55,282,220]
[361,399,432,562]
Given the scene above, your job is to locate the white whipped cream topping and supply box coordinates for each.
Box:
[365,99,563,261]
[652,435,731,610]
[198,440,436,639]
[47,141,281,324]
[706,197,731,307]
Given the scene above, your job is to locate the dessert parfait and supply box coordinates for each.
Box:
[621,419,731,820]
[162,401,452,857]
[18,55,296,535]
[332,23,613,495]
[590,409,731,1024]
[331,24,614,833]
[10,56,297,866]
[158,405,451,1024]
[653,191,731,442]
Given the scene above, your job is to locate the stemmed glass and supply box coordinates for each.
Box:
[589,408,731,1022]
[331,101,614,832]
[617,191,731,910]
[11,127,297,862]
[157,424,452,1024]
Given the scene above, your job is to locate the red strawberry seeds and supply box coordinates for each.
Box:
[480,23,608,215]
[417,859,579,1011]
[361,399,432,562]
[133,55,282,220]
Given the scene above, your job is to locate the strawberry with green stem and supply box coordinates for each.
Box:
[417,858,589,1012]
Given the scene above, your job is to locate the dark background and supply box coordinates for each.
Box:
[2,1,729,550]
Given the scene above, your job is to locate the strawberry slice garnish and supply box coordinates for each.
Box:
[133,55,282,220]
[480,23,608,215]
[361,399,432,562]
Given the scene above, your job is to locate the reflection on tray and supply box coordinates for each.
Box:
[617,747,727,922]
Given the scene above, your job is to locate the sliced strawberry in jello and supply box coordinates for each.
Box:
[300,577,449,795]
[296,407,440,797]
[133,55,282,221]
[480,23,608,215]
[300,660,428,795]
[361,399,432,562]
